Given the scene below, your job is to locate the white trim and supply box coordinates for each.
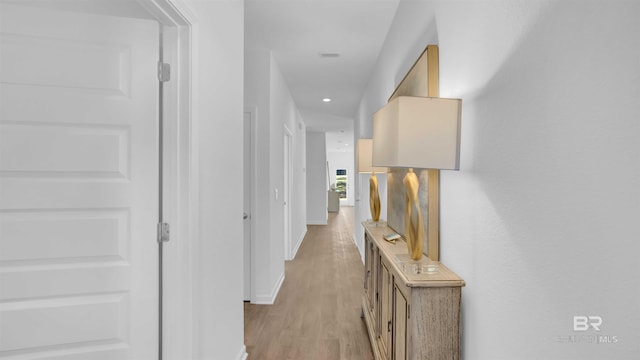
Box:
[137,0,197,25]
[236,345,249,360]
[283,124,293,138]
[307,220,328,225]
[136,0,197,358]
[252,272,285,305]
[356,234,365,265]
[289,227,307,260]
[188,18,202,360]
[284,123,293,136]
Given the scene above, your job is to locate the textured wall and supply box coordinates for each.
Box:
[356,1,640,358]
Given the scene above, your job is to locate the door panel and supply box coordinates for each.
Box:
[0,123,128,176]
[380,261,392,359]
[283,130,292,260]
[243,111,252,301]
[0,3,158,359]
[394,285,408,360]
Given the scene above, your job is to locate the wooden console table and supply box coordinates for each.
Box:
[362,222,465,360]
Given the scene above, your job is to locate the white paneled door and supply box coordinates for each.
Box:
[243,111,252,301]
[0,3,159,359]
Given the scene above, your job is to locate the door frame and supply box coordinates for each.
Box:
[137,0,197,358]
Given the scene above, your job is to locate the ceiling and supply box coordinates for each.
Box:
[245,0,401,151]
[0,0,155,19]
[12,0,401,153]
[325,130,354,153]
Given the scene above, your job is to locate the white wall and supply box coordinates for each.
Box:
[327,150,355,206]
[269,55,308,261]
[291,116,307,257]
[356,1,640,359]
[188,0,246,358]
[306,132,328,225]
[244,47,307,303]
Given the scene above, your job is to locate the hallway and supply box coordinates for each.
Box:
[244,207,373,359]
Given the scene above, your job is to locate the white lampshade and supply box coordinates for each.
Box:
[372,96,462,170]
[357,139,388,173]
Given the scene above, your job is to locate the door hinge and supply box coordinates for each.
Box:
[158,62,171,82]
[158,222,170,243]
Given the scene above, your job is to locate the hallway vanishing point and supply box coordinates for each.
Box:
[244,207,373,359]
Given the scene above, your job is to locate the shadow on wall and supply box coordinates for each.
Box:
[453,1,640,358]
[393,14,439,87]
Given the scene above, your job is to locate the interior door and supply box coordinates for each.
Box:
[243,111,252,301]
[0,3,159,359]
[283,130,292,260]
[380,261,393,359]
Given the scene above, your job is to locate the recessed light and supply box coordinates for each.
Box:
[322,98,332,102]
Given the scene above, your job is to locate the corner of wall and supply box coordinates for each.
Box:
[252,271,285,305]
[236,346,248,360]
[307,219,328,226]
[290,227,307,259]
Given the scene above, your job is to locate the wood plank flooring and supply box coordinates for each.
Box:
[244,207,373,360]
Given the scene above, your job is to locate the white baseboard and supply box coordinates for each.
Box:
[236,345,248,360]
[355,234,365,264]
[252,272,285,304]
[290,228,306,259]
[307,219,327,225]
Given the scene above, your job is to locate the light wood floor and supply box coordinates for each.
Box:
[244,207,374,360]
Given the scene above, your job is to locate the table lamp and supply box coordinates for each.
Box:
[372,96,462,260]
[357,139,388,224]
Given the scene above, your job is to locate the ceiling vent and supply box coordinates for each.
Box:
[319,53,340,58]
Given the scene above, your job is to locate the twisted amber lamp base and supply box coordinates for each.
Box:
[369,172,381,222]
[403,168,424,260]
